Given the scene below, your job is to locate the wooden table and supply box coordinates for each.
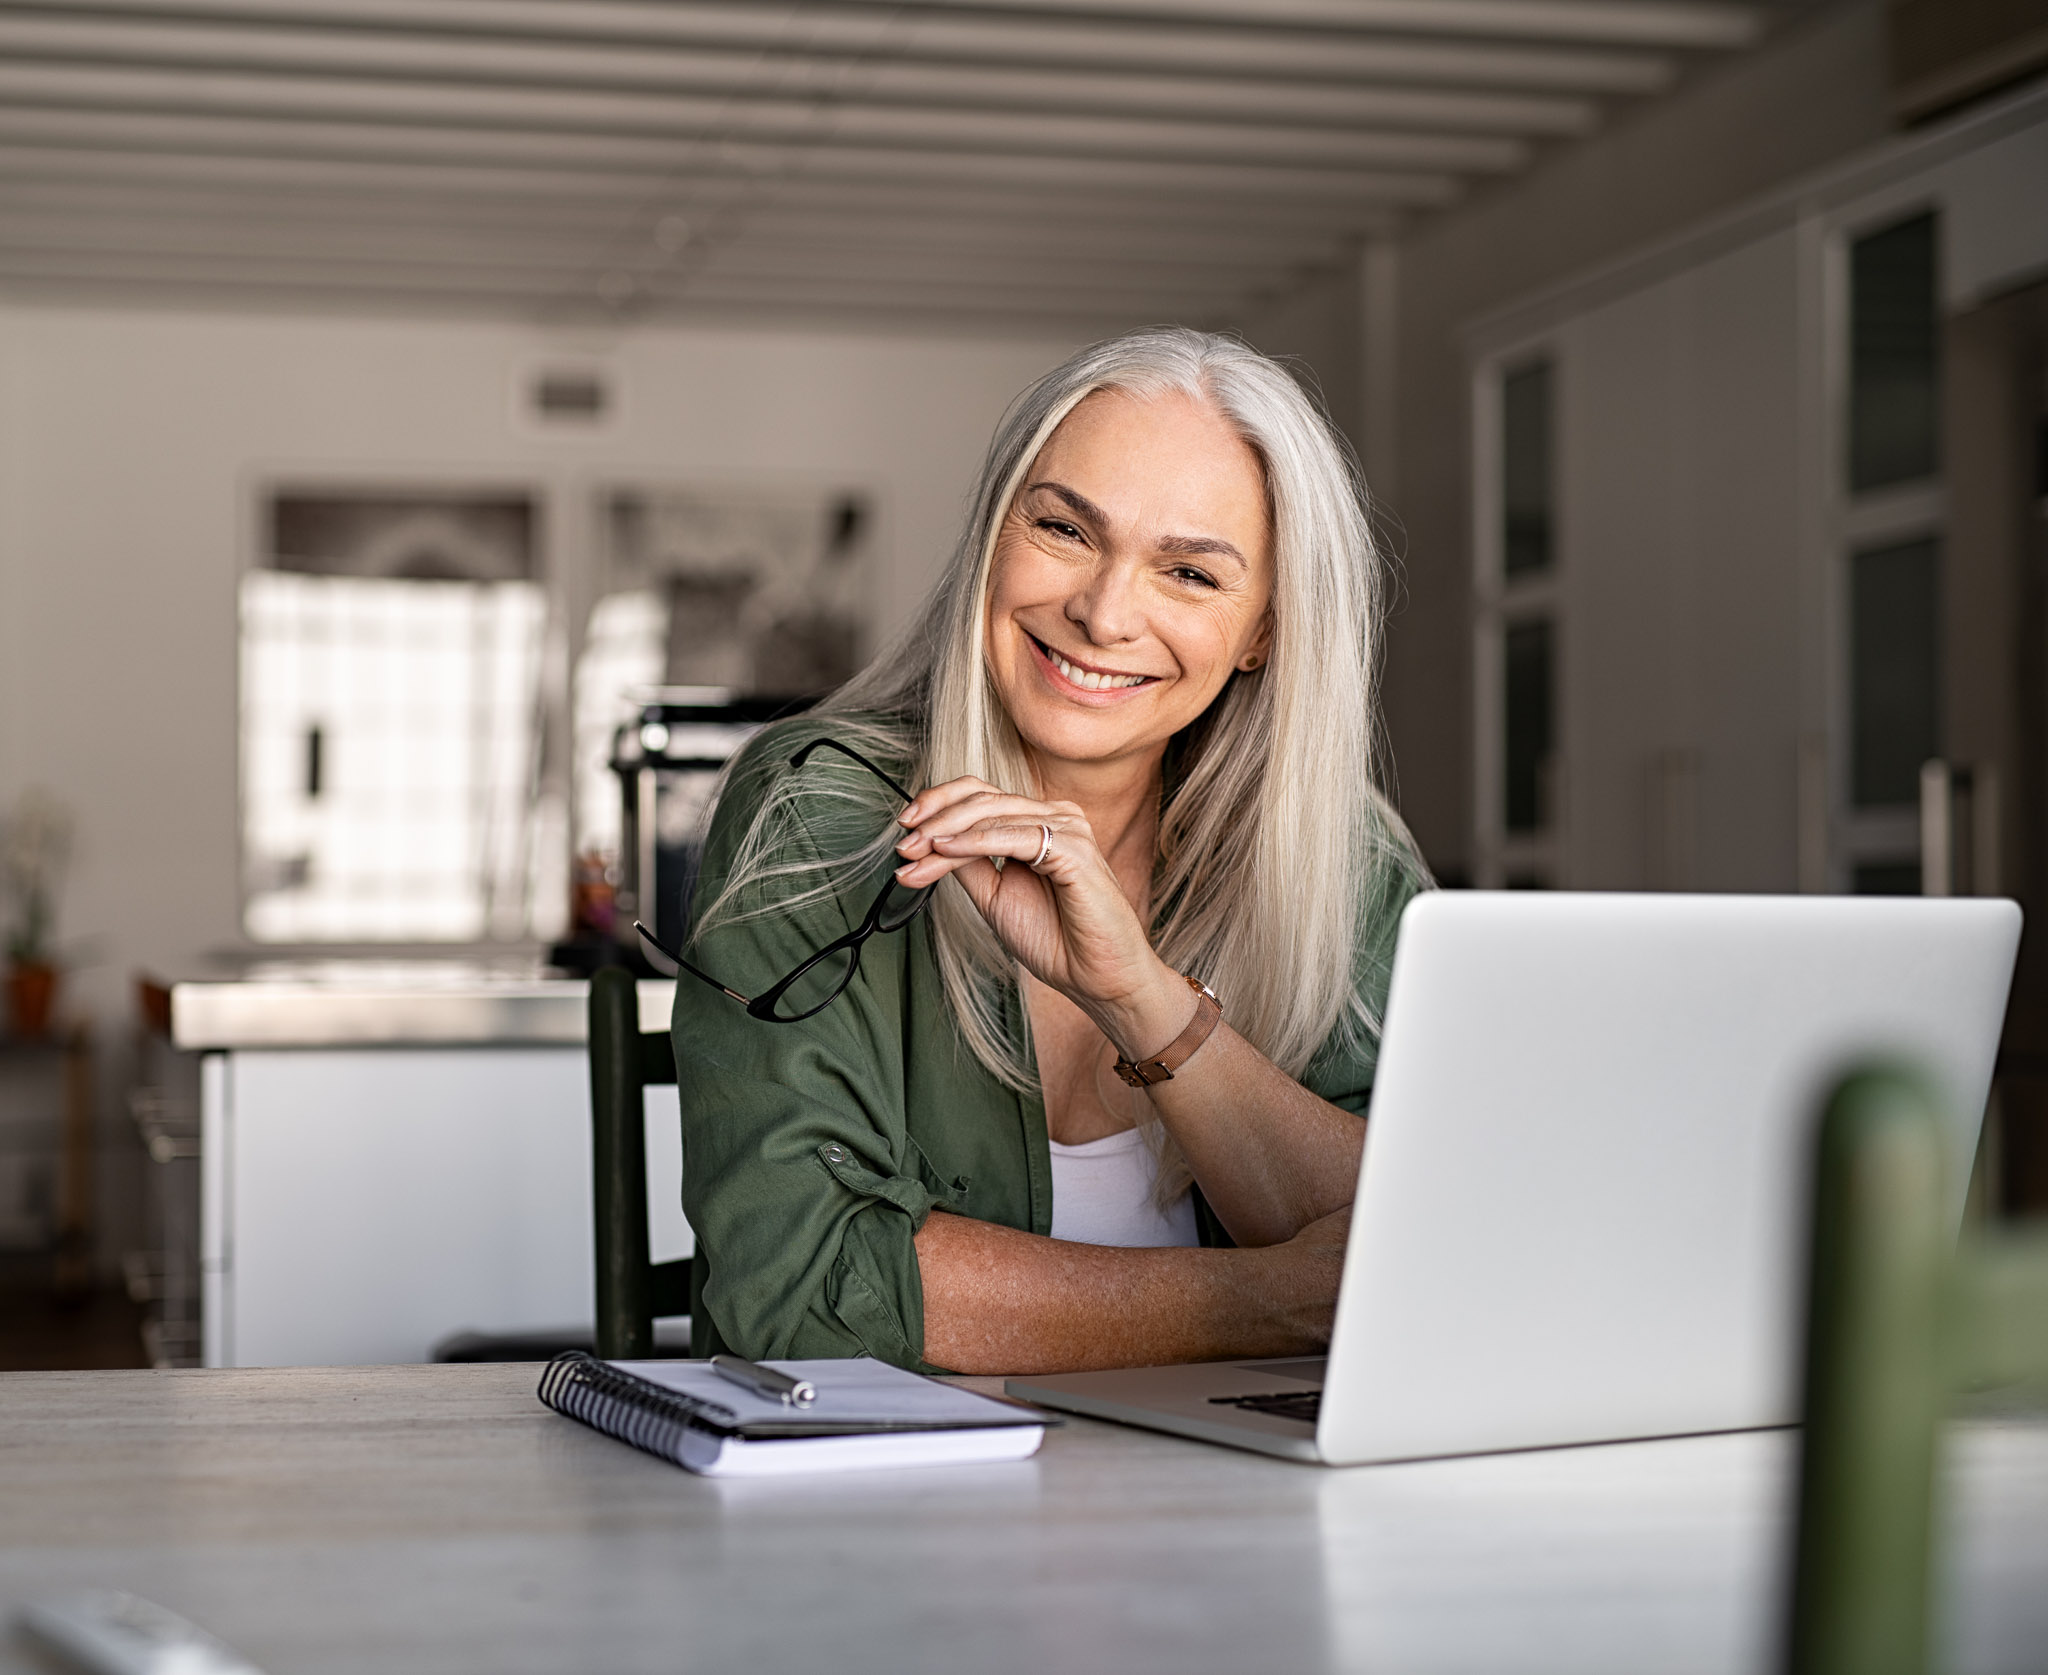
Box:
[0,1365,2041,1675]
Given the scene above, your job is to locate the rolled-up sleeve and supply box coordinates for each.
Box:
[673,748,946,1369]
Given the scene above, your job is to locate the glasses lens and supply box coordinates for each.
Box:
[875,880,932,934]
[769,942,858,1020]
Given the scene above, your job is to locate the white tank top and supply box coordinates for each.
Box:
[1047,1127,1200,1248]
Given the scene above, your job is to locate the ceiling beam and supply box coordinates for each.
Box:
[0,249,1239,318]
[0,246,1217,325]
[0,191,1350,269]
[898,0,1766,49]
[0,111,1469,205]
[0,14,1604,135]
[0,210,1322,291]
[0,2,1687,93]
[0,167,1386,249]
[0,146,1414,258]
[0,62,1533,173]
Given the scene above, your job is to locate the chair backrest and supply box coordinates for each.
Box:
[1788,1066,2048,1675]
[588,966,692,1359]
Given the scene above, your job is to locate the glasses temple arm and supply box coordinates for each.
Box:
[632,921,751,1006]
[787,736,917,804]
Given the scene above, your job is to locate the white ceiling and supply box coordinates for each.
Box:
[0,0,1815,332]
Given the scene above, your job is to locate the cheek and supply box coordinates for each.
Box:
[1171,598,1256,674]
[986,538,1071,641]
[985,536,1037,618]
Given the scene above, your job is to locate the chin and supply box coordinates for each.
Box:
[1010,703,1155,767]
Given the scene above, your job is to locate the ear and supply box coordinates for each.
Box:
[1237,612,1274,672]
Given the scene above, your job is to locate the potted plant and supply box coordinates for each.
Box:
[2,788,73,1038]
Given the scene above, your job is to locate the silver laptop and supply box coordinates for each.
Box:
[1008,892,2021,1465]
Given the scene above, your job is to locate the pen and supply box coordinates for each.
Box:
[710,1353,817,1408]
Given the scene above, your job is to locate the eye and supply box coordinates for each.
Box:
[1036,518,1084,541]
[1169,564,1219,589]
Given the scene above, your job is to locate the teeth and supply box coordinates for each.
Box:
[1047,644,1146,691]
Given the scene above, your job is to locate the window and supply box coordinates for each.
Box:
[240,491,552,943]
[1849,213,1940,493]
[1832,208,1943,894]
[1502,361,1555,577]
[1504,618,1555,835]
[1849,536,1940,811]
[1476,351,1562,886]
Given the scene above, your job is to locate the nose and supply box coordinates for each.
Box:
[1065,556,1144,647]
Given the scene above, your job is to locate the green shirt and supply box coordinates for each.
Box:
[672,719,1420,1373]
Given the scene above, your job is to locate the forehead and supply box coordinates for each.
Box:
[1030,387,1269,535]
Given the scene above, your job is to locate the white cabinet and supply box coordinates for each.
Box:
[1467,87,2048,895]
[185,976,689,1368]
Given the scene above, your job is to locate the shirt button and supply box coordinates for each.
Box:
[822,1144,847,1163]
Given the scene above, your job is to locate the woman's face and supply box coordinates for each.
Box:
[984,386,1274,777]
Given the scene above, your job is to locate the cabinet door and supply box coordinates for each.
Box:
[218,1048,594,1367]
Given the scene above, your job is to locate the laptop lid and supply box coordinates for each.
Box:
[1317,892,2019,1467]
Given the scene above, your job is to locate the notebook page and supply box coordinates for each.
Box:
[612,1358,1040,1430]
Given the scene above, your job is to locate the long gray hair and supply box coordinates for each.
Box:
[698,327,1418,1186]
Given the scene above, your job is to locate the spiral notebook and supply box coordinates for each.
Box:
[537,1352,1053,1477]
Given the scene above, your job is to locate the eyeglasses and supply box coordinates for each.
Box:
[634,736,936,1022]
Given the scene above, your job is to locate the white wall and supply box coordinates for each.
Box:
[0,303,1074,1264]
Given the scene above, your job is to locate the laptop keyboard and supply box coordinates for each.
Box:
[1209,1390,1321,1424]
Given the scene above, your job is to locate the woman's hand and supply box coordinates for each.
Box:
[893,776,1186,1053]
[1247,1204,1352,1347]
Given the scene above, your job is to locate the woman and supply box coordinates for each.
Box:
[666,327,1426,1375]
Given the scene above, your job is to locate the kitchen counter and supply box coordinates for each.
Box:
[171,961,676,1048]
[169,961,689,1368]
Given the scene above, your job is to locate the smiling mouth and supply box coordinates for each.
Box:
[1028,634,1157,693]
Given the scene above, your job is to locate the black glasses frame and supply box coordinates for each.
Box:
[634,736,935,1023]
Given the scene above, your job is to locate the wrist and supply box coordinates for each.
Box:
[1220,1245,1318,1357]
[1091,959,1197,1063]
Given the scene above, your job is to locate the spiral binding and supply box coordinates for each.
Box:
[537,1351,740,1465]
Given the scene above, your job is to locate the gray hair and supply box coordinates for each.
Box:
[699,326,1421,1193]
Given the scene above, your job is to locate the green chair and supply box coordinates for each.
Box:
[1787,1065,2048,1675]
[588,966,692,1359]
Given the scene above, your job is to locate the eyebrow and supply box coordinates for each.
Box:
[1026,481,1248,571]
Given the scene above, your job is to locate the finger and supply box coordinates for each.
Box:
[897,792,1066,855]
[903,787,1055,834]
[897,776,1005,828]
[895,821,1056,886]
[893,850,1007,896]
[946,854,1008,917]
[927,821,1070,872]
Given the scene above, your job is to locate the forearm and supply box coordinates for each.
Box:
[915,1208,1331,1375]
[1092,970,1365,1248]
[1142,1024,1364,1246]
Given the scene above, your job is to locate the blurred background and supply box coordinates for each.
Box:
[0,0,2044,1367]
